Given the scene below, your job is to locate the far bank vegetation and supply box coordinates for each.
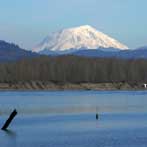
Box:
[0,55,147,85]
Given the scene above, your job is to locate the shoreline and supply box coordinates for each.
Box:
[0,81,145,91]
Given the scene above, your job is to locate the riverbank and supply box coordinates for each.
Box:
[0,81,145,90]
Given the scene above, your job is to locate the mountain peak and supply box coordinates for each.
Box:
[33,25,129,53]
[70,25,95,30]
[66,25,98,34]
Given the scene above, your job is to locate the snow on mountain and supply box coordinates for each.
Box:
[33,25,129,53]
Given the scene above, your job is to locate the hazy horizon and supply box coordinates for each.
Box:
[0,0,146,50]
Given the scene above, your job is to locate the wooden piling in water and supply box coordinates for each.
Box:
[1,109,17,130]
[96,113,99,120]
[96,106,99,120]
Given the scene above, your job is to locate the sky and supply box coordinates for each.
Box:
[0,0,147,50]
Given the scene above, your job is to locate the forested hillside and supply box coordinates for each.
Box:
[0,55,147,84]
[0,40,38,62]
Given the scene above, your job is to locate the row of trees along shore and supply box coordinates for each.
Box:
[0,55,147,84]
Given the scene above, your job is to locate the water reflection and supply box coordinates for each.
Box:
[4,129,16,137]
[0,105,146,116]
[0,90,147,116]
[0,91,147,147]
[1,129,17,147]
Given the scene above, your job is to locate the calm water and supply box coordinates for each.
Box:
[0,90,147,147]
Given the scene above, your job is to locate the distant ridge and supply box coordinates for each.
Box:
[0,40,38,62]
[71,47,147,59]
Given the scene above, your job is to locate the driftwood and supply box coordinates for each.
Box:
[1,109,17,130]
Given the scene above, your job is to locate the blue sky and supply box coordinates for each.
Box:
[0,0,146,49]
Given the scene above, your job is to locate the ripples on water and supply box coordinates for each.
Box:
[0,91,147,147]
[0,90,147,115]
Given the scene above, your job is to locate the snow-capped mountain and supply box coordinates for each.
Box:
[33,25,129,54]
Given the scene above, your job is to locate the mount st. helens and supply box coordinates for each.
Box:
[33,25,129,54]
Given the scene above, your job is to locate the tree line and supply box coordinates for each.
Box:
[0,55,147,84]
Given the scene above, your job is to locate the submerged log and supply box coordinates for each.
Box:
[1,109,17,130]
